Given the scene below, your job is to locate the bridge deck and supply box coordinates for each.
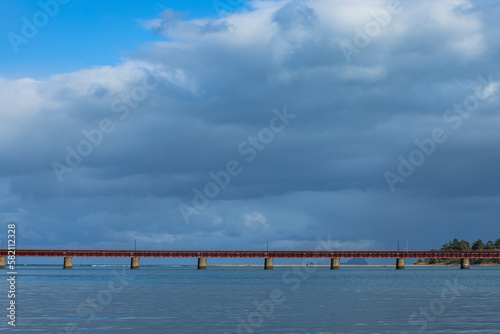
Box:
[2,250,500,259]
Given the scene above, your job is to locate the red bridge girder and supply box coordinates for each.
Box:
[1,250,500,259]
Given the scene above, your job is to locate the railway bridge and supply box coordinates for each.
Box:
[2,249,500,270]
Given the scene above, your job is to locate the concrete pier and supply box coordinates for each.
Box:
[0,256,6,269]
[131,257,140,270]
[396,258,405,270]
[461,258,470,269]
[264,258,274,270]
[63,257,73,269]
[330,258,340,270]
[198,257,207,270]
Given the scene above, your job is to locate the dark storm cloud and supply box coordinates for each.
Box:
[1,0,500,251]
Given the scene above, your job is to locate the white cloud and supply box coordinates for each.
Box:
[242,211,268,230]
[1,0,500,250]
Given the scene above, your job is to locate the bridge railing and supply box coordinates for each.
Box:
[1,249,500,259]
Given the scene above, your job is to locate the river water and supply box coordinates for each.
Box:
[1,265,499,333]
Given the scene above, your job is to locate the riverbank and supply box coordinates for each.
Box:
[412,263,500,267]
[206,263,500,268]
[207,264,394,267]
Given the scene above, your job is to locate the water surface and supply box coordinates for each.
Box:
[1,266,499,333]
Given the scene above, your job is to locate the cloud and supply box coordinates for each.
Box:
[2,0,500,251]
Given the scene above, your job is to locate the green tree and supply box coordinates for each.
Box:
[472,239,485,250]
[459,239,471,250]
[495,239,500,249]
[442,239,471,250]
[485,241,495,249]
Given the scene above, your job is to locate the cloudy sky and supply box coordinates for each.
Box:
[1,0,500,254]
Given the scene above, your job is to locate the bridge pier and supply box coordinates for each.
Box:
[198,257,207,270]
[396,258,405,270]
[461,258,470,269]
[0,256,6,269]
[131,257,140,270]
[264,258,274,270]
[63,257,73,269]
[330,258,340,270]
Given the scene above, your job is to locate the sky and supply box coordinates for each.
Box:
[1,0,500,255]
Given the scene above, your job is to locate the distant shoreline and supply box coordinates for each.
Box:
[207,264,500,268]
[207,264,393,267]
[411,263,500,267]
[15,263,500,268]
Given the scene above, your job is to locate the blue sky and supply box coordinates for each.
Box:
[0,0,247,78]
[1,0,500,256]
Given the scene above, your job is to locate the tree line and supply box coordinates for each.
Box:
[441,238,500,251]
[417,238,500,265]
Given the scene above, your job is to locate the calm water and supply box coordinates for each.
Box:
[1,266,499,333]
